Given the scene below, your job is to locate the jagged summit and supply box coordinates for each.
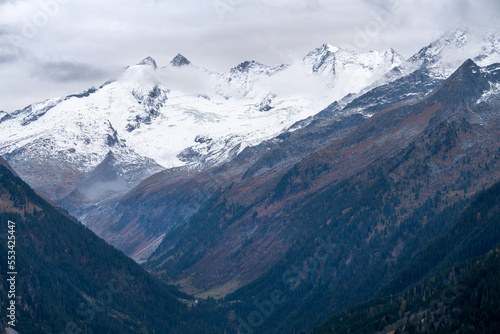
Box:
[409,29,500,76]
[137,56,158,69]
[3,33,496,211]
[305,44,342,57]
[303,44,342,72]
[319,43,341,54]
[230,60,266,73]
[409,30,470,65]
[303,43,405,77]
[429,58,490,105]
[0,110,10,122]
[170,53,191,67]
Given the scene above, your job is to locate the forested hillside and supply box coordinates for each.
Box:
[313,179,500,334]
[0,163,227,333]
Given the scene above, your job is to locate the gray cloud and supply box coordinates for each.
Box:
[0,37,23,63]
[32,61,108,83]
[0,0,499,112]
[0,53,18,63]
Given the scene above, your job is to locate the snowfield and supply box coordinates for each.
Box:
[1,30,498,202]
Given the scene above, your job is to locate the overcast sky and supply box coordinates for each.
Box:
[1,0,499,112]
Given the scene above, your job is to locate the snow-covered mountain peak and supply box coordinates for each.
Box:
[0,42,426,205]
[231,60,265,73]
[120,62,159,86]
[324,44,340,53]
[220,60,287,99]
[137,56,158,69]
[306,44,342,57]
[170,54,191,67]
[297,44,405,102]
[381,48,404,63]
[303,44,343,73]
[438,29,469,48]
[303,44,404,76]
[0,110,7,121]
[409,29,500,78]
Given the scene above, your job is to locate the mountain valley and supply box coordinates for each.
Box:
[1,29,500,333]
